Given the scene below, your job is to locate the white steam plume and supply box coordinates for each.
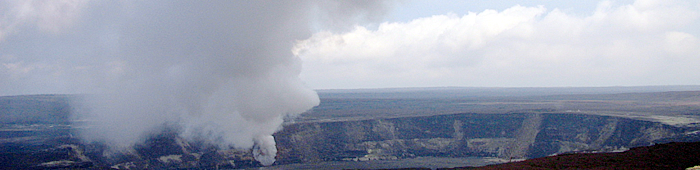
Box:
[253,135,277,166]
[0,0,391,166]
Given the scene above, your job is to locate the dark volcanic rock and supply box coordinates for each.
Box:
[467,142,700,170]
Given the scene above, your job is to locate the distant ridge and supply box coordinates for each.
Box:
[316,85,700,99]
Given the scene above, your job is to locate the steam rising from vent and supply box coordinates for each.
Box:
[253,135,277,166]
[0,0,390,166]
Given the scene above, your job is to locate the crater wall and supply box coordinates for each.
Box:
[274,112,692,164]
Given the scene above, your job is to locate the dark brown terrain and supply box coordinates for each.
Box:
[373,142,700,170]
[470,142,700,170]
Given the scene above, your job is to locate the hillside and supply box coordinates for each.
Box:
[468,142,700,170]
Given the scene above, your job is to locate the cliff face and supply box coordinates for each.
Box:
[274,112,691,164]
[0,113,695,169]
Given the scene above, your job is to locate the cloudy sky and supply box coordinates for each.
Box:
[296,0,700,89]
[1,0,700,94]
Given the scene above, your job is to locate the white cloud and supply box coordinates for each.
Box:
[295,0,700,89]
[0,0,88,40]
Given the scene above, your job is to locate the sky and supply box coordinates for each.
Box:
[1,0,699,93]
[296,0,700,89]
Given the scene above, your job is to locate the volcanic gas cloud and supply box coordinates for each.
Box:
[0,0,389,166]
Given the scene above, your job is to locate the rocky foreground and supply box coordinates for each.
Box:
[454,141,700,170]
[370,142,700,170]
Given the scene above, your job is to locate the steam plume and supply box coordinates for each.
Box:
[0,0,390,166]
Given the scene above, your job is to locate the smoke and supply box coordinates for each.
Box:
[253,135,277,166]
[0,0,391,166]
